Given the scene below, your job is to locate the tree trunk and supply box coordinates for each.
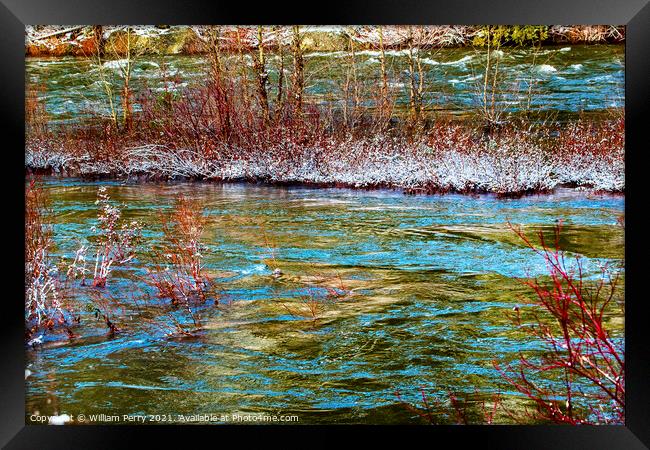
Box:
[377,26,390,131]
[407,26,424,130]
[92,25,105,56]
[253,26,270,125]
[291,26,304,114]
[274,26,285,121]
[121,28,133,131]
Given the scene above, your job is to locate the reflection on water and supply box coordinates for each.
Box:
[26,180,624,424]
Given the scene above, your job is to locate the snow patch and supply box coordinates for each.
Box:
[103,59,129,70]
[536,64,557,73]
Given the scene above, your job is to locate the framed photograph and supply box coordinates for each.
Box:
[3,0,649,447]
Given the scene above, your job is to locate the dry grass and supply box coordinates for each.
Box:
[25,179,76,342]
[143,196,217,334]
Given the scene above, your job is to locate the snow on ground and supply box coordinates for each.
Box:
[25,135,624,195]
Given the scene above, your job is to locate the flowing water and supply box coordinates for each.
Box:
[25,179,624,424]
[25,43,625,424]
[26,44,624,123]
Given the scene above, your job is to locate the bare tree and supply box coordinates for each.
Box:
[88,26,139,131]
[291,26,304,113]
[406,26,425,129]
[92,25,105,56]
[479,25,505,128]
[342,28,361,131]
[274,26,286,120]
[119,28,134,130]
[206,25,224,75]
[252,26,270,124]
[91,28,118,128]
[235,27,253,127]
[377,26,391,131]
[206,25,232,140]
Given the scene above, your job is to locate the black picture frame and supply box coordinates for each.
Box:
[2,0,648,448]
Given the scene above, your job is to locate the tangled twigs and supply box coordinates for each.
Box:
[494,220,624,424]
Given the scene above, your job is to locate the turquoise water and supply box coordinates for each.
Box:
[25,180,624,424]
[26,44,624,123]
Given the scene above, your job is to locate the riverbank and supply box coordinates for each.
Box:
[25,27,625,197]
[25,25,626,57]
[26,117,624,196]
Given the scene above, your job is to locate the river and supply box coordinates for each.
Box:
[25,44,624,123]
[25,179,624,424]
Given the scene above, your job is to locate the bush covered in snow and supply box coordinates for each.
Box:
[26,116,624,196]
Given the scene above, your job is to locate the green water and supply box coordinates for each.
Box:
[25,179,624,424]
[26,44,624,123]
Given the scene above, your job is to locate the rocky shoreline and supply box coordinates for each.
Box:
[25,25,625,57]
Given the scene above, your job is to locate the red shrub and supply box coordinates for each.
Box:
[495,220,624,424]
[145,196,216,310]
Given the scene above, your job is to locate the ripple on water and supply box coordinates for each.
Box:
[26,180,624,423]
